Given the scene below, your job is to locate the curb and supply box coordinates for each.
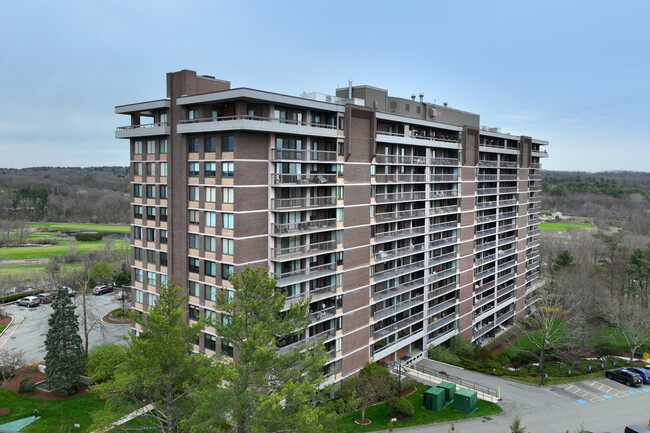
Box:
[0,314,16,339]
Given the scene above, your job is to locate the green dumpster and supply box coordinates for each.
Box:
[454,388,477,414]
[437,381,456,403]
[423,386,446,411]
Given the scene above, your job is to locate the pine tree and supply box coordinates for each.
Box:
[45,286,84,396]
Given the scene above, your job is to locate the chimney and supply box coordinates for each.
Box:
[419,93,424,103]
[348,79,353,99]
[411,94,416,101]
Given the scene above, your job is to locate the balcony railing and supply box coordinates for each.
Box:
[429,205,458,216]
[429,251,457,267]
[527,228,541,236]
[272,148,337,162]
[497,260,516,272]
[428,281,457,299]
[272,218,336,235]
[477,188,498,195]
[271,239,336,259]
[475,293,495,308]
[427,313,456,333]
[431,157,459,166]
[431,221,458,233]
[475,253,496,267]
[428,298,457,316]
[498,223,516,232]
[271,195,337,210]
[272,173,337,185]
[476,214,497,224]
[477,201,497,209]
[497,271,517,285]
[498,187,518,193]
[285,283,336,303]
[499,161,518,168]
[476,240,497,252]
[498,211,517,220]
[373,312,424,340]
[375,154,427,165]
[432,174,458,182]
[374,243,426,262]
[375,173,427,183]
[496,283,516,298]
[373,293,425,321]
[475,267,495,280]
[429,189,458,199]
[374,260,425,281]
[277,328,336,354]
[179,114,337,129]
[272,262,336,284]
[496,310,514,325]
[477,174,498,181]
[375,226,426,242]
[477,160,498,168]
[499,174,517,181]
[376,191,426,204]
[429,236,457,249]
[498,199,517,206]
[117,121,169,131]
[476,228,497,238]
[429,267,457,283]
[475,280,495,295]
[498,236,517,246]
[310,305,337,323]
[374,277,425,302]
[375,208,426,222]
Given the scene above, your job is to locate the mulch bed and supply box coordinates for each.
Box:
[0,408,9,415]
[0,315,12,327]
[399,386,417,397]
[4,371,88,400]
[102,313,132,325]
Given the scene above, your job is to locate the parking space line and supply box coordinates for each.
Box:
[586,380,629,398]
[0,316,24,349]
[558,383,604,402]
[576,399,588,404]
[602,394,613,399]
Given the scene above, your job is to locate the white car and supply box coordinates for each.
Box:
[17,296,40,308]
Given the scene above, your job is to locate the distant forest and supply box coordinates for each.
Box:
[0,167,648,234]
[0,167,130,224]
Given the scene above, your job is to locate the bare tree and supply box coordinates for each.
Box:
[610,299,650,365]
[0,348,25,386]
[74,252,109,354]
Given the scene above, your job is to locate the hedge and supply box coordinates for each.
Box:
[75,231,103,241]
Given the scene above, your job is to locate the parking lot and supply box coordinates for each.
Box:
[0,293,130,362]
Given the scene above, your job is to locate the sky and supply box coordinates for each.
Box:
[1,0,649,172]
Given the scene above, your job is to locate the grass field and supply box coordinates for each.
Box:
[539,221,594,231]
[0,263,82,279]
[28,222,130,233]
[0,240,129,261]
[330,385,502,433]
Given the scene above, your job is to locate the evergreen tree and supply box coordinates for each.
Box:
[44,286,84,396]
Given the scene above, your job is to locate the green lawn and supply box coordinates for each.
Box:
[0,240,130,261]
[329,385,502,433]
[539,221,593,231]
[28,223,130,233]
[0,324,6,334]
[0,388,105,433]
[0,263,82,278]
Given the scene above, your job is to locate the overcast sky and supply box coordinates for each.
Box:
[1,0,648,172]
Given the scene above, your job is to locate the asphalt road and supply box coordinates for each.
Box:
[0,293,130,362]
[400,359,650,433]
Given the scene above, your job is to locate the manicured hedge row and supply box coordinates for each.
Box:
[75,231,103,241]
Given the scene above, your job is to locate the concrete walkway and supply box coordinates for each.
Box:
[93,403,154,433]
[0,415,39,432]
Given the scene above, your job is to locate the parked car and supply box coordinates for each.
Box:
[57,285,76,297]
[621,366,650,384]
[605,368,643,387]
[92,285,113,295]
[37,292,56,304]
[17,296,40,307]
[624,425,647,433]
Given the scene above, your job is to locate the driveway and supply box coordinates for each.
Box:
[397,359,650,433]
[0,293,130,362]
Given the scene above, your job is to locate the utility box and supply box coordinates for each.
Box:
[454,388,478,414]
[423,386,446,411]
[437,382,456,403]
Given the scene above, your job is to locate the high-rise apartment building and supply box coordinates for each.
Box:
[116,69,547,383]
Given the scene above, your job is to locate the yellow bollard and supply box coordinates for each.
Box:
[498,387,501,399]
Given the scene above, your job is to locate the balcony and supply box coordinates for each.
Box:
[476,214,497,224]
[428,281,457,299]
[527,249,540,260]
[177,114,339,138]
[272,262,336,286]
[497,271,516,285]
[374,260,425,282]
[429,205,458,216]
[271,239,337,260]
[272,148,337,162]
[432,174,458,182]
[373,293,426,321]
[475,280,495,295]
[375,173,427,183]
[475,267,495,280]
[115,122,170,139]
[496,310,515,325]
[428,297,457,316]
[528,218,541,226]
[497,260,516,272]
[376,191,426,204]
[429,267,457,283]
[499,174,517,181]
[475,253,496,267]
[278,328,336,354]
[375,226,426,242]
[477,160,498,168]
[477,174,498,181]
[527,238,540,248]
[375,208,426,223]
[427,313,457,333]
[374,243,426,263]
[529,174,542,181]
[476,240,497,252]
[476,227,497,238]
[375,154,427,165]
[272,218,336,236]
[285,283,336,304]
[430,221,458,233]
[530,163,541,169]
[429,189,458,199]
[310,305,337,323]
[374,277,425,302]
[475,293,495,308]
[429,251,457,267]
[498,236,517,246]
[376,130,460,146]
[499,161,518,168]
[477,201,497,210]
[498,187,517,194]
[529,196,542,203]
[431,157,459,166]
[477,188,498,196]
[529,185,542,192]
[498,199,517,206]
[373,312,424,340]
[528,207,541,215]
[271,195,337,210]
[498,223,516,232]
[498,211,517,220]
[429,236,457,249]
[527,228,541,236]
[272,173,337,186]
[496,283,516,298]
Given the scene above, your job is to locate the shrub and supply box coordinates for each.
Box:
[386,397,414,417]
[86,343,127,382]
[18,361,43,374]
[400,377,418,393]
[428,345,461,365]
[18,378,36,392]
[75,231,103,241]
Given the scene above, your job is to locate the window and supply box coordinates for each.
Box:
[160,185,167,199]
[189,162,199,177]
[189,281,199,297]
[134,205,143,219]
[160,252,167,266]
[133,184,142,198]
[205,334,216,351]
[146,185,156,198]
[204,236,216,252]
[188,137,200,152]
[134,288,143,303]
[189,233,199,249]
[147,292,157,307]
[189,186,199,202]
[146,162,156,177]
[147,140,156,154]
[146,228,156,242]
[204,285,216,302]
[205,310,216,326]
[160,230,167,244]
[134,247,142,261]
[134,268,143,282]
[205,211,216,227]
[146,249,155,263]
[205,187,216,202]
[221,135,234,152]
[205,260,216,277]
[189,305,200,321]
[222,264,233,280]
[146,207,156,221]
[134,162,143,176]
[222,187,234,203]
[223,289,234,303]
[337,164,344,178]
[222,162,234,177]
[205,137,216,152]
[160,162,167,177]
[337,186,344,200]
[222,213,234,229]
[147,271,156,286]
[188,109,199,121]
[160,138,167,154]
[222,238,234,255]
[338,118,345,130]
[160,111,168,123]
[160,274,168,285]
[205,162,216,177]
[337,141,344,156]
[134,140,143,154]
[189,210,199,225]
[221,340,234,357]
[189,258,200,273]
[134,226,142,240]
[160,207,167,222]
